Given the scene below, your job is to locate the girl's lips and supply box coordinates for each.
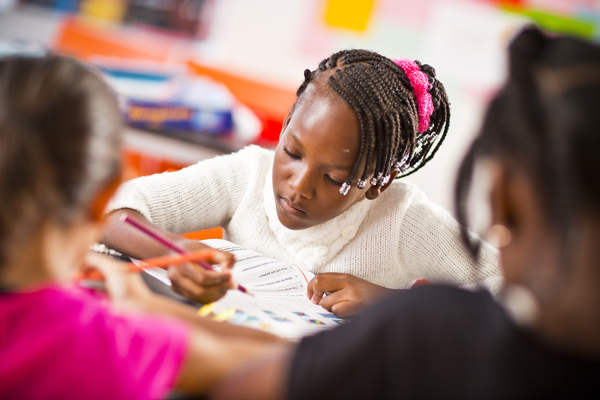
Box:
[279,196,306,216]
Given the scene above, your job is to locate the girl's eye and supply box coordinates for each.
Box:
[326,175,344,186]
[283,147,300,160]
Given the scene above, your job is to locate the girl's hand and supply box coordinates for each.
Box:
[80,251,154,310]
[307,273,396,318]
[168,241,237,304]
[101,210,235,303]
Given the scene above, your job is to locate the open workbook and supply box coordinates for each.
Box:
[140,239,347,340]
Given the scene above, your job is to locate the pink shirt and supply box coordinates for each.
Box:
[0,285,189,400]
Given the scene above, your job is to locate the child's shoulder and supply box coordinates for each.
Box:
[385,179,425,200]
[386,180,458,223]
[220,145,274,168]
[237,144,275,158]
[366,180,425,217]
[380,180,443,213]
[193,145,273,173]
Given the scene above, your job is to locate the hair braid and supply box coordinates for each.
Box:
[294,49,450,194]
[331,66,378,186]
[328,75,369,186]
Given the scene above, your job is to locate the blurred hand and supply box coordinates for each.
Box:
[79,251,154,311]
[168,240,237,304]
[307,273,396,318]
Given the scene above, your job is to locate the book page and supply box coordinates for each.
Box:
[203,239,315,296]
[141,239,346,340]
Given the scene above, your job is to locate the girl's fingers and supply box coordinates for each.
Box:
[170,273,230,303]
[330,300,356,319]
[160,248,236,303]
[170,273,204,300]
[83,251,126,277]
[82,251,151,301]
[307,277,324,304]
[207,250,236,271]
[317,289,361,318]
[168,262,232,287]
[306,279,315,300]
[144,249,236,272]
[311,273,351,292]
[311,290,324,304]
[316,290,341,311]
[168,262,234,303]
[199,284,232,303]
[182,248,236,272]
[308,273,349,304]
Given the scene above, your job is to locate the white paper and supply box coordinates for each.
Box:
[140,239,346,339]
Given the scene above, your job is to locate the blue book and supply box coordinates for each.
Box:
[125,100,233,135]
[98,62,235,136]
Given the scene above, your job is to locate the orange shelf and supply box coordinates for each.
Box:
[54,17,186,62]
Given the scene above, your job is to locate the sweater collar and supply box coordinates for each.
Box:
[263,165,371,271]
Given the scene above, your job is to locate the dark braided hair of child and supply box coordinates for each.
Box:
[454,27,600,264]
[296,49,451,195]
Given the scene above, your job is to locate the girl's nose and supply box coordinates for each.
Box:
[289,165,314,200]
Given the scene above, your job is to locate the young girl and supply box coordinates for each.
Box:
[0,55,283,399]
[211,27,600,400]
[102,49,501,316]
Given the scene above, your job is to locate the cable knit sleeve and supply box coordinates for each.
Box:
[398,188,503,296]
[106,145,270,234]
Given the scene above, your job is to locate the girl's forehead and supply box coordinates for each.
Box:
[299,79,357,120]
[298,77,345,106]
[286,88,361,164]
[293,88,357,135]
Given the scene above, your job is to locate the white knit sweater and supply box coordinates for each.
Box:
[107,145,502,293]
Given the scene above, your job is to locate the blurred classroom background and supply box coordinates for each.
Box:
[1,0,598,227]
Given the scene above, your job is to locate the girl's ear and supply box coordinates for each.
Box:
[280,103,296,137]
[365,170,399,200]
[89,175,123,222]
[488,160,512,229]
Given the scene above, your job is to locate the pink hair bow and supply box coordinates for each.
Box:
[393,58,434,133]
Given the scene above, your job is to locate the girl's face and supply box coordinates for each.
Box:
[272,86,373,230]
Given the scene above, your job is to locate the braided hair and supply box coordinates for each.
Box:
[455,27,600,261]
[295,49,450,195]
